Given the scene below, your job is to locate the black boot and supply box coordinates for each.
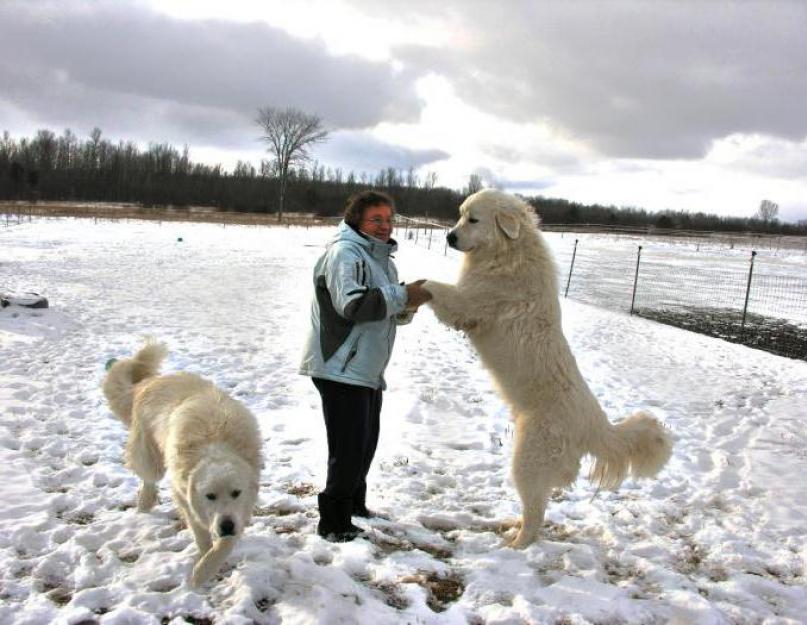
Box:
[317,493,363,542]
[352,483,374,518]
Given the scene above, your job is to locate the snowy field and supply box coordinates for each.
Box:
[1,217,807,625]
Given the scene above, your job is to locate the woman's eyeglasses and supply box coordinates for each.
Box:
[364,217,393,226]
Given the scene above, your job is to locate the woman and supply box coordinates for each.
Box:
[300,190,431,542]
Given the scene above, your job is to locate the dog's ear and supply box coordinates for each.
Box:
[495,212,520,240]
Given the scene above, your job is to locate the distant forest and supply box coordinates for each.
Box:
[2,128,805,234]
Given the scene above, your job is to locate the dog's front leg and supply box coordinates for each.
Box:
[422,281,480,332]
[137,482,159,512]
[190,536,236,588]
[189,518,213,556]
[174,490,213,555]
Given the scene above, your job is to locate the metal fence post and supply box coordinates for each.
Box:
[428,226,433,249]
[564,239,578,298]
[741,250,757,331]
[444,226,448,255]
[630,245,643,315]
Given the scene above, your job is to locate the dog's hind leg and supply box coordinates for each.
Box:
[507,420,552,549]
[509,467,550,549]
[125,421,165,512]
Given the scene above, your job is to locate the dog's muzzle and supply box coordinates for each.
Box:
[446,230,458,249]
[219,518,235,537]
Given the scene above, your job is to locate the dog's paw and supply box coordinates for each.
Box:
[189,567,209,589]
[506,531,538,550]
[189,558,216,589]
[136,484,159,512]
[498,536,514,549]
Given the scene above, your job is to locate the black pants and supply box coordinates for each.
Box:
[312,377,381,506]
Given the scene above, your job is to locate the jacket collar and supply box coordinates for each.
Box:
[334,220,398,259]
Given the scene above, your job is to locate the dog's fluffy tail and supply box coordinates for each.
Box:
[102,340,168,427]
[589,410,673,490]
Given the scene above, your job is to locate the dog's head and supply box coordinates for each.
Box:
[187,454,258,541]
[446,189,539,255]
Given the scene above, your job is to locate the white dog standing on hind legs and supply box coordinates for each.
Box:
[102,340,262,586]
[422,189,673,548]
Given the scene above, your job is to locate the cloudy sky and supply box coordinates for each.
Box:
[2,0,806,221]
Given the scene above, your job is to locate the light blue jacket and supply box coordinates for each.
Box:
[299,221,412,389]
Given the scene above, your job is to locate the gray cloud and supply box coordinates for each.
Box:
[0,1,422,147]
[469,166,555,192]
[355,0,807,160]
[316,131,449,174]
[479,142,583,174]
[717,137,807,180]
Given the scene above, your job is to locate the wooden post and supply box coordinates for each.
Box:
[630,245,643,315]
[741,250,757,331]
[564,239,578,298]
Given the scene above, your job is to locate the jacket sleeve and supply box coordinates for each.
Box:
[325,244,407,322]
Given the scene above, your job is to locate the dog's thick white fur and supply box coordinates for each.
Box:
[423,189,673,548]
[102,341,262,586]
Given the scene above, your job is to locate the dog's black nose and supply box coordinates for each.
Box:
[446,231,458,248]
[219,518,235,536]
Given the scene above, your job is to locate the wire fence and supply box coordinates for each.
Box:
[399,215,807,361]
[396,215,451,255]
[564,241,807,360]
[635,267,806,360]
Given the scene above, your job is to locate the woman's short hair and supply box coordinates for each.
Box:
[344,190,395,227]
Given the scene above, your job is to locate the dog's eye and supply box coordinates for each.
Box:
[468,217,479,224]
[206,493,217,501]
[231,490,241,499]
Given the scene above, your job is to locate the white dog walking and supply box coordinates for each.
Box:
[423,190,673,548]
[103,341,262,586]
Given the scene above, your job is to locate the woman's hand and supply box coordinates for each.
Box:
[405,279,433,309]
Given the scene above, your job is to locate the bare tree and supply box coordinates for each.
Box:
[756,199,779,225]
[465,173,484,195]
[256,107,328,220]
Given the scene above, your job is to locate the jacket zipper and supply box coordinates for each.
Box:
[341,334,361,372]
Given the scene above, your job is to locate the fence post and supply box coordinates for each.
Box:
[741,250,757,331]
[564,239,578,298]
[414,222,419,244]
[444,226,448,255]
[428,226,433,249]
[630,245,642,315]
[404,218,409,238]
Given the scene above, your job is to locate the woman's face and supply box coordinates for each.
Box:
[359,204,393,242]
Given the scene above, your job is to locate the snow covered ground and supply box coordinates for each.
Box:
[1,217,806,625]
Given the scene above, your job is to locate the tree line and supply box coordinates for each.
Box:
[1,127,804,235]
